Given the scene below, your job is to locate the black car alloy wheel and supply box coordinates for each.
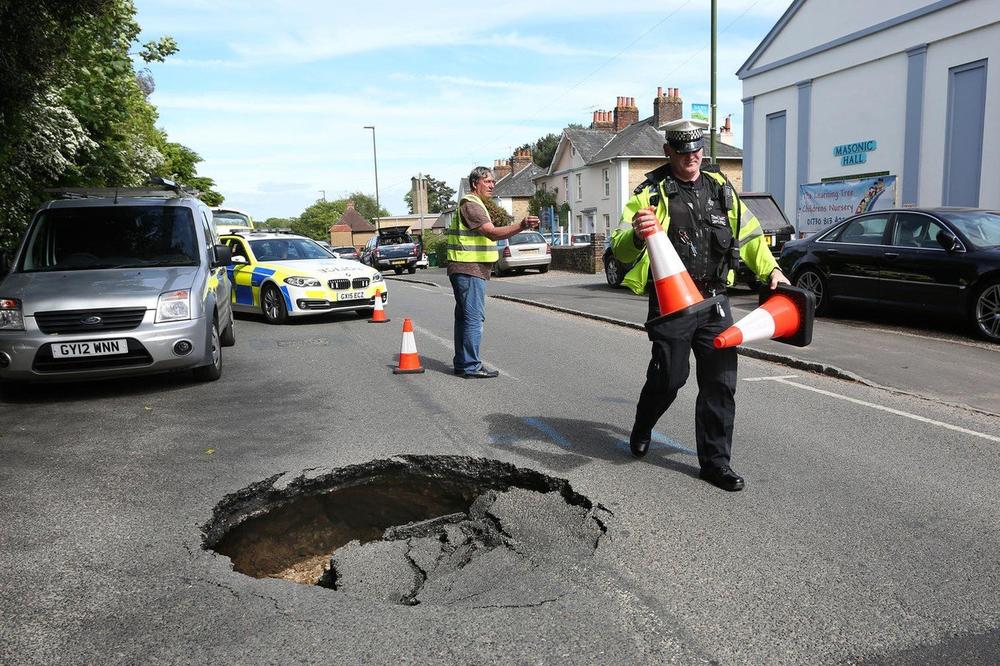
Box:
[973,279,1000,342]
[795,268,829,315]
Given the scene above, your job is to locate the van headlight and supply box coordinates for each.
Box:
[284,276,321,287]
[372,272,383,282]
[0,298,24,330]
[156,289,191,322]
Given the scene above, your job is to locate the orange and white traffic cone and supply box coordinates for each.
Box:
[714,284,815,349]
[368,289,390,323]
[641,209,717,327]
[393,318,425,374]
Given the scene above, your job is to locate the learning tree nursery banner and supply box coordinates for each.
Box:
[796,176,896,235]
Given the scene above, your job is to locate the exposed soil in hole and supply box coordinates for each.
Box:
[203,455,611,607]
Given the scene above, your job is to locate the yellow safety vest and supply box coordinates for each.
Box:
[610,170,778,295]
[446,195,499,263]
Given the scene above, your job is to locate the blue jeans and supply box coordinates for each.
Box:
[450,273,486,373]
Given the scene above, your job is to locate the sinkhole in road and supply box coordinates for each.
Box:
[203,455,611,607]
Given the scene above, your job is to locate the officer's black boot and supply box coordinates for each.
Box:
[629,421,651,458]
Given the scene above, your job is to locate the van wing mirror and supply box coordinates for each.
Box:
[936,229,962,252]
[213,244,233,267]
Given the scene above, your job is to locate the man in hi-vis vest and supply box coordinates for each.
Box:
[446,166,539,378]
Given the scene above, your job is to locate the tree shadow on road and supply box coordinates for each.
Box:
[483,413,700,481]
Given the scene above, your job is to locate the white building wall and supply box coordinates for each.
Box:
[755,0,929,67]
[744,0,996,98]
[919,22,1000,208]
[807,54,907,189]
[743,0,1000,223]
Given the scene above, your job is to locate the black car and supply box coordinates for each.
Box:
[360,226,420,274]
[603,191,793,289]
[778,207,1000,342]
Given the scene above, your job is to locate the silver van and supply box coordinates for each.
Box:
[0,184,235,384]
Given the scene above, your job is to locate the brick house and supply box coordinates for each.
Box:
[534,88,744,241]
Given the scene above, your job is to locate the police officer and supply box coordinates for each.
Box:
[611,118,789,491]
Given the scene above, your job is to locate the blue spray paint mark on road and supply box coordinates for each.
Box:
[523,417,573,449]
[615,432,697,455]
[488,433,520,446]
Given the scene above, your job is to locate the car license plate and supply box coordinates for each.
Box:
[392,260,406,265]
[51,339,127,358]
[339,291,365,301]
[521,248,538,253]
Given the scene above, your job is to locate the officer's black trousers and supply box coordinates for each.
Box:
[634,294,738,470]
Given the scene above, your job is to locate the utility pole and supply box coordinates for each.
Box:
[363,126,381,231]
[710,0,717,164]
[318,190,326,201]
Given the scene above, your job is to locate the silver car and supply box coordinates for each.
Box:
[493,231,552,276]
[0,188,235,384]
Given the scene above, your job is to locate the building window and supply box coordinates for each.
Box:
[575,174,582,201]
[563,176,569,202]
[603,214,610,237]
[603,169,610,197]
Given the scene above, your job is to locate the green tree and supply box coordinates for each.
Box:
[0,0,220,255]
[482,196,512,227]
[517,125,581,169]
[403,175,456,214]
[153,141,223,205]
[294,200,346,240]
[341,192,388,224]
[528,188,558,217]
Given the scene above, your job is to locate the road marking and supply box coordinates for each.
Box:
[744,375,800,382]
[413,324,518,380]
[524,417,572,448]
[751,376,1000,443]
[615,432,697,455]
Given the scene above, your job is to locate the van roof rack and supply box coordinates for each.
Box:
[44,177,201,201]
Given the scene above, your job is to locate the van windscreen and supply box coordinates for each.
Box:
[21,206,199,272]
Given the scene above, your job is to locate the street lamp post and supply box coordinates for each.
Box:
[363,125,381,232]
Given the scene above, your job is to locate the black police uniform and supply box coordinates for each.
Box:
[633,167,738,473]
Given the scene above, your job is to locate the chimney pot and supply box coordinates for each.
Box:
[657,86,663,97]
[676,88,681,99]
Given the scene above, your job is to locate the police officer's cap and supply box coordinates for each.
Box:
[664,118,704,153]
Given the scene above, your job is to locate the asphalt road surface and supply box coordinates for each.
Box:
[2,272,998,665]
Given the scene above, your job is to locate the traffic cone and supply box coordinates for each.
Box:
[368,289,390,323]
[713,284,815,349]
[393,318,425,374]
[641,210,718,327]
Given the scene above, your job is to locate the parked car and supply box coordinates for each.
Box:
[211,207,255,235]
[415,253,429,269]
[778,207,1000,342]
[360,225,420,274]
[330,245,360,262]
[0,185,235,384]
[493,231,551,276]
[737,192,795,288]
[543,232,592,247]
[602,191,793,289]
[221,232,387,323]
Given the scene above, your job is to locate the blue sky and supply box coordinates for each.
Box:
[135,0,789,220]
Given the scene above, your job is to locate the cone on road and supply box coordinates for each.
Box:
[713,284,815,349]
[393,317,425,374]
[368,289,390,323]
[641,207,719,328]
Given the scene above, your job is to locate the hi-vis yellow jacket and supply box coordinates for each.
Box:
[446,194,499,263]
[610,170,778,295]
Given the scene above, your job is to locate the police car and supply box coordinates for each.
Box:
[220,232,387,324]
